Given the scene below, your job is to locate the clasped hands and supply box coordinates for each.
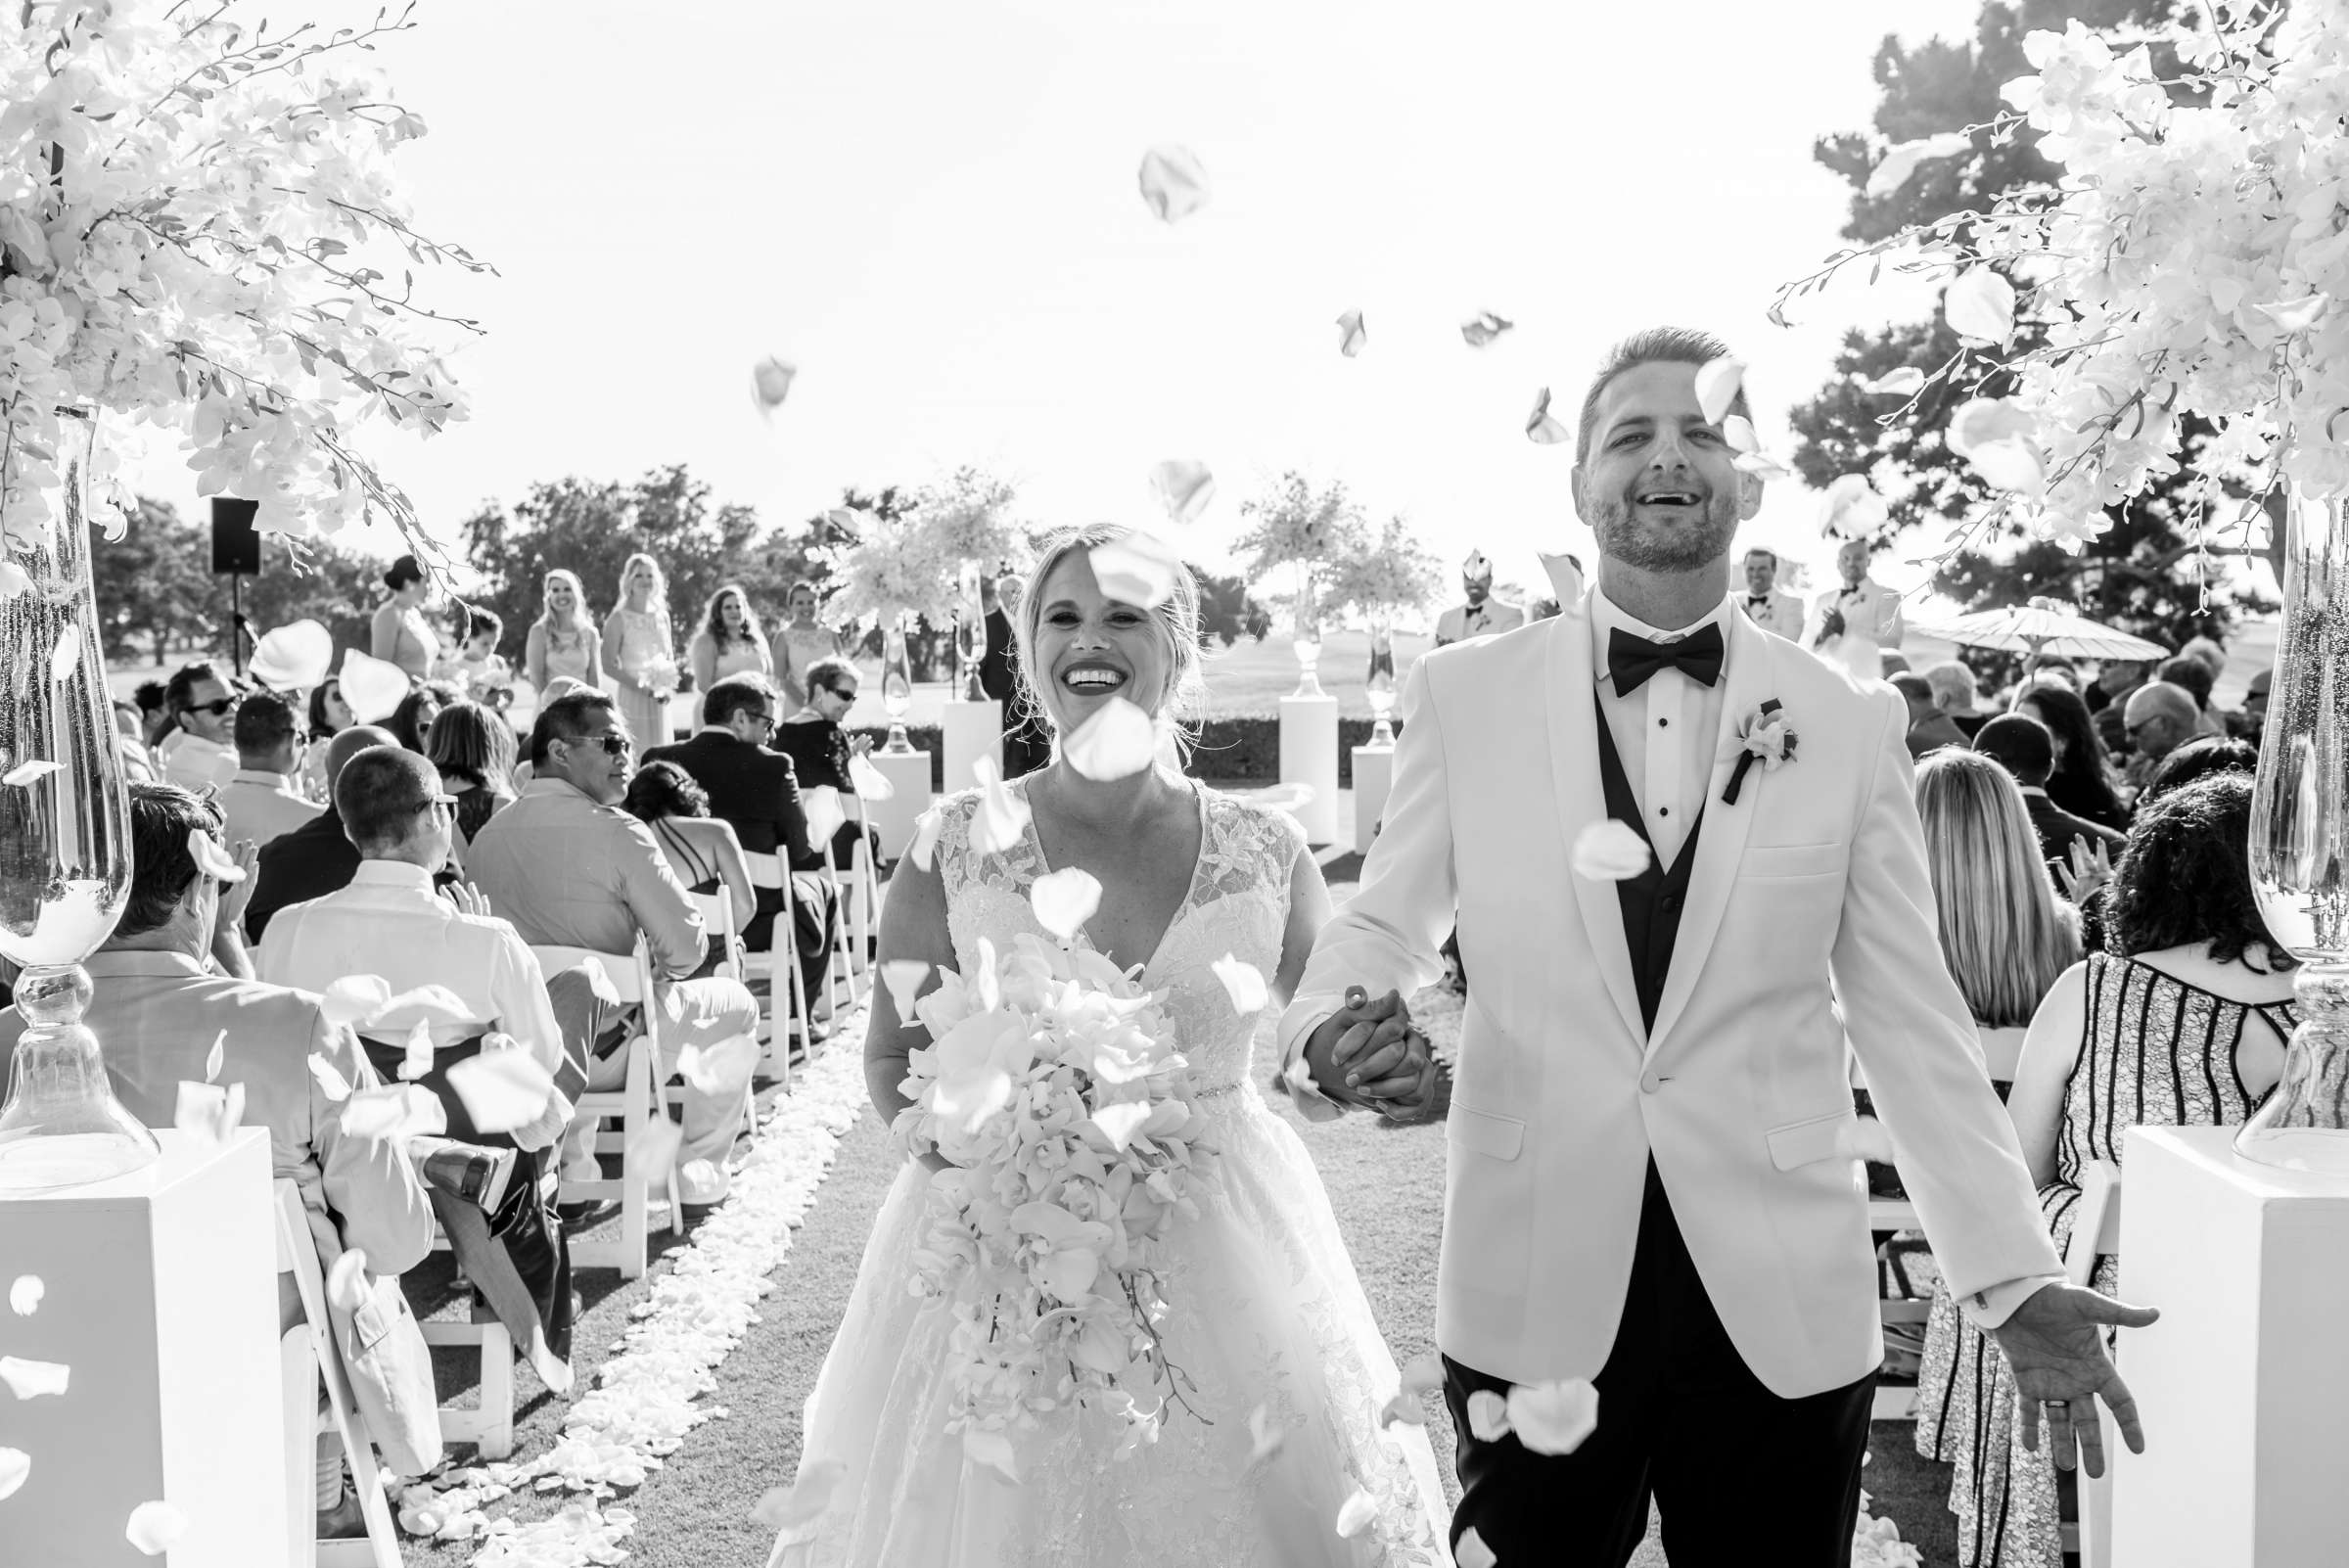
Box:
[1300,986,1440,1122]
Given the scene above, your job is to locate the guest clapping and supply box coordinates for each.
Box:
[526,568,604,692]
[775,656,883,868]
[689,583,773,691]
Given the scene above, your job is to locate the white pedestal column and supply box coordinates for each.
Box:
[2112,1126,2349,1568]
[1352,744,1394,855]
[866,747,934,861]
[0,1128,286,1568]
[941,698,1002,795]
[1279,694,1339,845]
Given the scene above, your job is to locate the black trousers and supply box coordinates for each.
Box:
[1442,1161,1873,1568]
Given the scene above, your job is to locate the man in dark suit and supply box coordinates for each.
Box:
[641,675,836,988]
[244,724,401,942]
[981,573,1051,778]
[1973,714,2126,876]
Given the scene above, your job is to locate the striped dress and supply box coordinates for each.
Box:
[1913,951,2299,1567]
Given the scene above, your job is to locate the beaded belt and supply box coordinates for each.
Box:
[1192,1081,1248,1100]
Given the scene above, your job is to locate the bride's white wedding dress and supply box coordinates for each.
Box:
[771,776,1448,1567]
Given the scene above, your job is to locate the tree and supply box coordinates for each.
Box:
[1194,571,1272,647]
[1232,472,1370,635]
[90,498,209,666]
[1786,0,2264,648]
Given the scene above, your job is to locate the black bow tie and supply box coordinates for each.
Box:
[1607,622,1725,695]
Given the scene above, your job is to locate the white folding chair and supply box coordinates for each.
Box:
[1865,1196,1928,1421]
[273,1179,402,1568]
[830,793,878,999]
[2060,1159,2124,1568]
[532,941,680,1279]
[745,850,819,1082]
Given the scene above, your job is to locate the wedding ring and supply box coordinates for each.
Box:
[2044,1399,2069,1408]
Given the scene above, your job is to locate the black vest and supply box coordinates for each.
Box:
[1591,695,1704,1036]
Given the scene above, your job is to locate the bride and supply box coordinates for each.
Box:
[770,524,1449,1566]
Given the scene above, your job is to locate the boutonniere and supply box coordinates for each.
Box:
[1723,700,1796,806]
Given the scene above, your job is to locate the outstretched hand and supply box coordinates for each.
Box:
[441,881,493,919]
[2055,837,2115,905]
[1990,1281,2159,1477]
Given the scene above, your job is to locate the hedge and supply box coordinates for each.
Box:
[849,717,1402,793]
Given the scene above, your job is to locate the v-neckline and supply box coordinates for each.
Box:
[1018,773,1210,980]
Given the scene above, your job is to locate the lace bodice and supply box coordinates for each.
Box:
[930,776,1301,1094]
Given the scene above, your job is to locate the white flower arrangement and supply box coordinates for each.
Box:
[818,469,1025,632]
[0,1,484,579]
[1774,2,2349,551]
[1320,514,1442,622]
[893,928,1217,1475]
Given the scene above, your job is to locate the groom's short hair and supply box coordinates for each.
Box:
[1577,326,1753,459]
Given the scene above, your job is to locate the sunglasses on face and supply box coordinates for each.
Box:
[572,732,632,756]
[185,698,239,717]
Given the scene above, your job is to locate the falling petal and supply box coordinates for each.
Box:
[881,960,930,1028]
[1211,954,1268,1015]
[0,559,25,598]
[1944,396,2038,457]
[752,355,798,411]
[1465,1388,1512,1442]
[1860,367,1926,397]
[340,1084,446,1142]
[248,619,335,689]
[1693,356,1746,425]
[1247,1404,1287,1463]
[0,1357,69,1398]
[1722,415,1759,454]
[848,751,894,800]
[1818,474,1891,539]
[1090,533,1185,609]
[1,760,60,787]
[8,1275,40,1316]
[1538,551,1586,606]
[1525,387,1571,445]
[2253,295,2327,334]
[1944,266,2017,346]
[970,759,1033,855]
[803,785,847,852]
[1280,1054,1317,1097]
[624,1111,685,1177]
[317,975,394,1030]
[1089,1099,1152,1153]
[445,1048,557,1135]
[576,955,621,1006]
[326,1250,369,1312]
[1063,698,1158,782]
[1136,145,1210,224]
[0,1448,24,1500]
[909,809,945,872]
[1401,1352,1445,1398]
[1960,437,2047,494]
[1336,309,1366,357]
[1333,1487,1379,1538]
[204,1031,225,1084]
[1571,819,1653,882]
[675,1036,760,1097]
[1504,1378,1600,1454]
[932,1066,1013,1137]
[1456,1525,1500,1568]
[1864,131,1972,200]
[1459,310,1514,347]
[1031,867,1103,943]
[49,629,78,682]
[1733,450,1794,481]
[307,1053,353,1102]
[337,648,412,724]
[124,1499,188,1555]
[172,1080,244,1148]
[186,829,247,884]
[397,1019,434,1082]
[1146,460,1216,525]
[751,1458,848,1543]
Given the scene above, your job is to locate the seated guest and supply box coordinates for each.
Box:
[387,678,461,756]
[622,761,757,980]
[257,747,587,1381]
[1922,659,1989,739]
[426,699,520,848]
[303,676,355,803]
[1917,773,2295,1568]
[773,655,883,867]
[112,699,159,784]
[467,691,763,1208]
[2027,652,2080,689]
[218,691,324,850]
[2156,653,2227,738]
[2013,679,2129,831]
[134,678,171,750]
[246,725,402,942]
[2239,666,2272,743]
[156,659,242,792]
[0,783,440,1528]
[2140,733,2258,806]
[1972,713,2126,878]
[2118,680,2202,792]
[1891,670,1966,758]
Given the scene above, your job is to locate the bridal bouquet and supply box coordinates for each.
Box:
[893,927,1216,1478]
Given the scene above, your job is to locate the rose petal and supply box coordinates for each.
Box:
[962,1425,1022,1482]
[1465,1387,1512,1442]
[624,1111,685,1177]
[1,760,60,787]
[8,1275,41,1316]
[0,1357,69,1399]
[185,829,247,884]
[1525,386,1571,445]
[881,960,930,1029]
[124,1499,187,1555]
[969,759,1033,855]
[1089,534,1185,609]
[204,1030,225,1084]
[1945,396,2038,458]
[1210,954,1268,1015]
[1062,698,1158,783]
[1333,1487,1378,1538]
[1538,551,1586,607]
[1504,1377,1599,1455]
[1456,1525,1500,1568]
[1336,309,1366,357]
[306,1053,352,1102]
[752,355,797,411]
[1136,145,1210,224]
[50,628,78,682]
[396,1019,435,1082]
[1864,131,1971,200]
[1960,437,2047,494]
[0,559,25,598]
[1723,414,1759,453]
[445,1048,557,1135]
[1459,310,1513,347]
[1944,266,2017,346]
[317,975,394,1029]
[1571,819,1653,882]
[2253,295,2327,334]
[1088,1099,1152,1153]
[1733,450,1793,481]
[1146,460,1216,526]
[1860,367,1926,397]
[326,1249,369,1313]
[750,1457,847,1541]
[172,1080,244,1149]
[1694,355,1746,425]
[1031,867,1103,943]
[909,809,945,872]
[1247,1403,1286,1462]
[339,1084,445,1142]
[1279,1054,1317,1097]
[338,648,412,725]
[0,1448,25,1501]
[675,1036,760,1097]
[931,1066,1013,1137]
[1818,474,1890,540]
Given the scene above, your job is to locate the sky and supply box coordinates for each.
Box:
[125,0,2000,604]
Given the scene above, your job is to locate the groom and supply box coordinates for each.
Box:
[1277,328,2155,1566]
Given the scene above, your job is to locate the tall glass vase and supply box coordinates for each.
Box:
[2237,490,2349,1173]
[0,409,155,1192]
[955,566,987,703]
[880,616,916,753]
[1365,618,1398,746]
[1290,564,1324,699]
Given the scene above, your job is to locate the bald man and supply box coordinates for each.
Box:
[246,724,405,941]
[2121,682,2201,790]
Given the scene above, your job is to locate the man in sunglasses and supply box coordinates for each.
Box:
[468,691,762,1210]
[158,659,244,793]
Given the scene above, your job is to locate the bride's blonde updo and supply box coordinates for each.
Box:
[1014,522,1208,749]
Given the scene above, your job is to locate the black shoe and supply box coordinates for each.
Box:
[317,1490,367,1541]
[415,1139,518,1215]
[556,1198,622,1228]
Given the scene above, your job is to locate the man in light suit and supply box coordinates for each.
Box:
[1813,536,1905,683]
[1736,546,1805,640]
[1432,551,1529,646]
[1279,327,2153,1566]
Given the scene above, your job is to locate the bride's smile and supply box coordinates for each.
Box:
[1033,554,1172,727]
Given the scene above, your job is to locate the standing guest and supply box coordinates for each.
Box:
[1918,773,2295,1568]
[1972,714,2127,881]
[2239,667,2272,743]
[387,678,460,756]
[0,783,440,1523]
[466,691,763,1208]
[1892,671,1966,758]
[245,725,404,942]
[689,582,774,693]
[978,573,1051,778]
[1433,550,1527,645]
[134,678,171,750]
[257,746,585,1383]
[370,554,440,681]
[2139,734,2258,805]
[1735,546,1805,640]
[156,660,243,793]
[525,568,605,693]
[1923,660,1990,738]
[2119,681,2202,791]
[2014,679,2129,831]
[303,677,355,802]
[438,609,514,702]
[622,761,757,978]
[603,552,679,749]
[1811,537,1904,683]
[775,579,844,711]
[219,691,323,850]
[776,654,884,867]
[426,699,520,847]
[2156,653,2227,738]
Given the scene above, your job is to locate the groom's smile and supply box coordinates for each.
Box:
[1572,359,1761,574]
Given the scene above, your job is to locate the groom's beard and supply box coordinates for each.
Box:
[1588,487,1741,574]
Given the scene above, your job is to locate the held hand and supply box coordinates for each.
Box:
[1301,988,1425,1108]
[2055,838,2114,905]
[1989,1281,2160,1477]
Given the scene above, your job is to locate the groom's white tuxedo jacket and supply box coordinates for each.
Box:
[1280,589,2061,1397]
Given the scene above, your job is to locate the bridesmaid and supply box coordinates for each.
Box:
[603,553,679,747]
[688,583,774,691]
[525,568,605,692]
[369,554,440,680]
[774,579,843,710]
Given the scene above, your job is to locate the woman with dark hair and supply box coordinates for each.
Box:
[2014,677,2128,831]
[2139,733,2258,804]
[387,679,461,757]
[425,700,519,845]
[621,760,754,976]
[301,677,355,802]
[1916,772,2297,1567]
[370,553,440,681]
[688,583,773,691]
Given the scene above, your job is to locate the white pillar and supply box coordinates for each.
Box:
[1352,744,1394,856]
[2111,1126,2349,1567]
[1279,693,1339,845]
[866,748,934,861]
[941,698,1002,795]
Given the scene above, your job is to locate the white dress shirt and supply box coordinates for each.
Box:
[1589,590,1734,869]
[157,729,238,793]
[255,859,573,1149]
[218,766,324,850]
